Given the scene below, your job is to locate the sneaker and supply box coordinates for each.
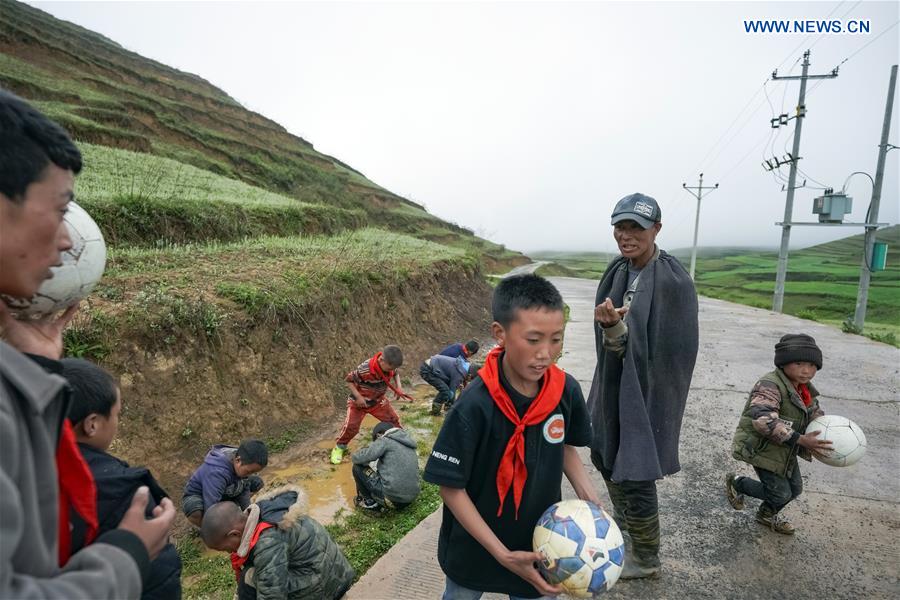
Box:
[755,510,796,535]
[330,446,346,465]
[724,473,745,510]
[354,496,379,510]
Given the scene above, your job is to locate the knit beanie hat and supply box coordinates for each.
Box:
[774,333,823,369]
[372,421,393,440]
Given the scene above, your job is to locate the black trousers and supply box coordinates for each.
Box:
[420,363,454,406]
[734,457,803,514]
[591,450,660,562]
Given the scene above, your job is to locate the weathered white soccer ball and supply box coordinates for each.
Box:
[533,499,625,597]
[3,201,106,316]
[808,415,867,467]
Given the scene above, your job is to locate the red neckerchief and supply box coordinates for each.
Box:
[230,521,275,580]
[479,346,565,519]
[461,345,470,358]
[369,352,407,399]
[798,383,812,407]
[56,420,98,565]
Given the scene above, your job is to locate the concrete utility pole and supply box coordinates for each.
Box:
[771,50,838,313]
[853,64,898,331]
[682,174,718,280]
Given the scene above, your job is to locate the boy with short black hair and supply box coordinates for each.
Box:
[183,439,269,527]
[352,421,421,510]
[64,358,182,600]
[330,344,410,464]
[424,274,600,599]
[420,353,474,415]
[201,485,354,600]
[726,333,832,535]
[440,339,480,359]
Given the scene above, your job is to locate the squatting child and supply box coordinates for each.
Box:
[183,439,269,527]
[330,345,409,465]
[423,274,601,599]
[420,352,475,415]
[64,358,182,600]
[725,333,833,534]
[351,421,421,510]
[200,485,354,600]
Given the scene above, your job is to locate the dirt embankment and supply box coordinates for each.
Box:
[104,264,492,504]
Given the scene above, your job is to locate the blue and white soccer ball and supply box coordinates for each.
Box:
[533,499,625,598]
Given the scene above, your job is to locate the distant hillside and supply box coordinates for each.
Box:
[0,0,524,264]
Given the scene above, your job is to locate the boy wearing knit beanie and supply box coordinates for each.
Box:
[725,334,833,534]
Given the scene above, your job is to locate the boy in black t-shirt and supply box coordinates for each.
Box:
[424,274,600,599]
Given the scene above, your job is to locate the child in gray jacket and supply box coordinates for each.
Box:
[351,422,421,510]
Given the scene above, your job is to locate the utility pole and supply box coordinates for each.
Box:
[682,173,718,280]
[853,64,897,331]
[771,50,838,313]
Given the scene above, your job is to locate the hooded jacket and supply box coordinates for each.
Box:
[351,427,421,504]
[234,485,354,600]
[76,444,182,600]
[183,444,241,510]
[0,341,148,598]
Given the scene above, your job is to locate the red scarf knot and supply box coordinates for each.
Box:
[478,346,565,519]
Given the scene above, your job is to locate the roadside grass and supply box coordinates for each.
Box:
[64,229,472,358]
[533,227,900,347]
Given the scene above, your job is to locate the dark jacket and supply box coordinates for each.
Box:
[183,444,241,510]
[351,427,421,503]
[427,355,469,392]
[732,369,823,475]
[587,249,700,482]
[235,485,354,600]
[76,444,182,600]
[439,343,467,359]
[0,341,147,598]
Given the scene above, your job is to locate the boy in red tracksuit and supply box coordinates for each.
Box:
[330,345,410,464]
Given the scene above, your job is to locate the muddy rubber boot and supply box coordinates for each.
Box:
[755,507,796,535]
[620,552,661,580]
[430,402,442,416]
[620,511,661,580]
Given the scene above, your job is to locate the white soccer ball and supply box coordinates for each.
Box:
[533,499,625,597]
[808,415,867,467]
[3,201,106,316]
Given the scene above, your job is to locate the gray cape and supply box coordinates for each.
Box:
[587,250,699,482]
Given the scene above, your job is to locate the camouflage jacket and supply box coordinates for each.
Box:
[731,369,823,475]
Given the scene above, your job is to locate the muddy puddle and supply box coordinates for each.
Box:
[261,384,441,526]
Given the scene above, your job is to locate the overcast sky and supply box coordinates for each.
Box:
[28,0,900,253]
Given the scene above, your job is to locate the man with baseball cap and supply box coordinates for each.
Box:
[586,193,699,579]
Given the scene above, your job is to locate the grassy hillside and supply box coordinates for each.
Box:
[534,227,899,346]
[0,0,520,254]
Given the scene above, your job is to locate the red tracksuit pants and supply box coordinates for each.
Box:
[335,398,402,446]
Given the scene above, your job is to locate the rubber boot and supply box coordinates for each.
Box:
[620,511,661,580]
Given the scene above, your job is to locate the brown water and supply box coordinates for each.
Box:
[263,384,440,526]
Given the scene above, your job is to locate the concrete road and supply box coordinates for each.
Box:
[347,277,900,600]
[495,261,549,278]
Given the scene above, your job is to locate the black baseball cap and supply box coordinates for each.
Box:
[611,193,662,229]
